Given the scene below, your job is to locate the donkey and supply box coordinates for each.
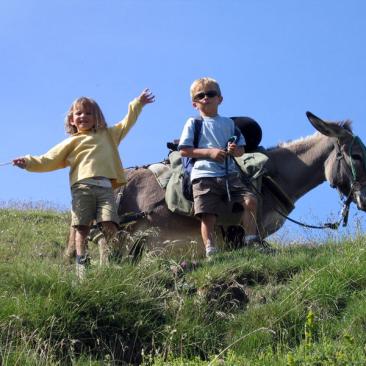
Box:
[66,112,366,259]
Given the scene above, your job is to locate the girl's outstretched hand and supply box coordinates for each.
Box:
[138,88,155,106]
[12,157,26,169]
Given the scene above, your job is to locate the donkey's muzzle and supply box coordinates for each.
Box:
[354,186,366,211]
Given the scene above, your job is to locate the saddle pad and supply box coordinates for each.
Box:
[148,163,172,189]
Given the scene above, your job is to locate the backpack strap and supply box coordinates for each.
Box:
[193,117,203,148]
[181,117,202,171]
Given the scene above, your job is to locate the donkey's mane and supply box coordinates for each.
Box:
[266,134,317,151]
[266,120,353,151]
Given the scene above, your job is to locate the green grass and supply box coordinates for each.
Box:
[1,207,366,365]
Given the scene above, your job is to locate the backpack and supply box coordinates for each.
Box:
[181,117,242,201]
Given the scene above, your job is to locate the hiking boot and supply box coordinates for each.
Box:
[206,246,219,259]
[76,262,86,281]
[76,255,90,281]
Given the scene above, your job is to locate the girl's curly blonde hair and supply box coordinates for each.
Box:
[65,97,107,135]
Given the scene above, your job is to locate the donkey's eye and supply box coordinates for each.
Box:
[351,154,362,161]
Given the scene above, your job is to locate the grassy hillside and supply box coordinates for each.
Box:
[0,207,366,365]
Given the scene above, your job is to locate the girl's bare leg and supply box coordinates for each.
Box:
[64,226,76,262]
[74,225,90,280]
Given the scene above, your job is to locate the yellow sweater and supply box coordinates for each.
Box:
[25,98,143,189]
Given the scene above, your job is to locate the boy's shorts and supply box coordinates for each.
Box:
[71,183,119,227]
[192,174,255,216]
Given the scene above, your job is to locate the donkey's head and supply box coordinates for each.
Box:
[306,111,366,211]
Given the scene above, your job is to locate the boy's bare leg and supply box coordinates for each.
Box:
[242,195,259,243]
[200,214,218,257]
[97,235,109,266]
[75,226,89,257]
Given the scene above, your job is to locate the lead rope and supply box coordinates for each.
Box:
[248,170,352,231]
[224,155,232,202]
[272,195,351,230]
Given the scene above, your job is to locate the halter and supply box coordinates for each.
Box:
[330,134,366,227]
[334,135,366,193]
[272,134,366,231]
[348,135,366,182]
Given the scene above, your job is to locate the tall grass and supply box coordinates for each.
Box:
[1,207,366,365]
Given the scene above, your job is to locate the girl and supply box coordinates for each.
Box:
[13,89,155,278]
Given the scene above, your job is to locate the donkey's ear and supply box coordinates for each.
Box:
[306,111,351,138]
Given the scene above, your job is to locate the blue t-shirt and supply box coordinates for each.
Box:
[178,115,246,181]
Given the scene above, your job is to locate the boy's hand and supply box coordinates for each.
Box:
[227,142,236,155]
[12,157,26,169]
[208,148,227,162]
[138,88,155,106]
[228,143,245,157]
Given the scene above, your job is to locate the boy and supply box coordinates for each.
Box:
[178,77,259,257]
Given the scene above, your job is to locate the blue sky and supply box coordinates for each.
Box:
[1,0,366,242]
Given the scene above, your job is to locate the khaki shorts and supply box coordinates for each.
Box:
[71,183,119,226]
[192,174,255,216]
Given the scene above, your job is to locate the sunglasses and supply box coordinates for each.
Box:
[193,90,219,101]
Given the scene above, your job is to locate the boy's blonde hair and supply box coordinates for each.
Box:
[65,97,107,135]
[190,77,222,100]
